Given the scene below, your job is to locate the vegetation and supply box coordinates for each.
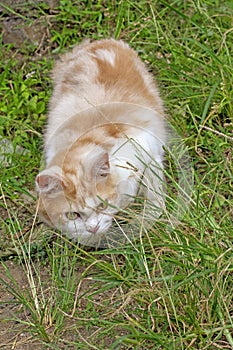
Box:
[0,0,232,348]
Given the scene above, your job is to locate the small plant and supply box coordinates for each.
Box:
[0,0,232,349]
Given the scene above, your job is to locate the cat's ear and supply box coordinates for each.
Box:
[36,167,63,194]
[94,152,110,178]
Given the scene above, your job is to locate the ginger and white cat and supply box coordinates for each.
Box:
[36,39,166,246]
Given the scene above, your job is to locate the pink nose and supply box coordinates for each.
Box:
[87,225,99,234]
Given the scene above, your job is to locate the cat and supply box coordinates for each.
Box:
[36,39,166,246]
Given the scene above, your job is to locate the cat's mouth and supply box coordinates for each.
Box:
[86,224,100,234]
[85,217,113,235]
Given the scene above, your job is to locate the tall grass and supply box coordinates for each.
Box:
[0,0,232,348]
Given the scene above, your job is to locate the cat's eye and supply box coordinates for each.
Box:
[97,202,108,211]
[65,212,81,220]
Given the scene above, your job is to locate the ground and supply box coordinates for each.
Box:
[0,0,232,349]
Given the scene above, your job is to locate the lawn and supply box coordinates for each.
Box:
[0,0,232,349]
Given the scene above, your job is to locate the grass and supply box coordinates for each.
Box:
[0,0,232,349]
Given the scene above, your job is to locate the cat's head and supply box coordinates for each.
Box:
[36,144,127,244]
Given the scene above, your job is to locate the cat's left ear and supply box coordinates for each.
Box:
[36,167,63,194]
[94,152,110,178]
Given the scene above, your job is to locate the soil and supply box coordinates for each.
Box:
[0,255,125,349]
[0,260,93,349]
[0,261,46,349]
[1,0,59,56]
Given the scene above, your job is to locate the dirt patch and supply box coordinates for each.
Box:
[0,260,80,349]
[0,261,45,349]
[1,0,59,57]
[0,257,128,349]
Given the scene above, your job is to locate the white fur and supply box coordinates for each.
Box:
[94,49,116,66]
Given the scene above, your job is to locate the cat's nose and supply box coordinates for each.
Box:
[87,225,99,234]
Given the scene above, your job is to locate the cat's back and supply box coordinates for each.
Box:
[50,39,163,113]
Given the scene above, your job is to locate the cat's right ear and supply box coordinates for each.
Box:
[36,168,63,194]
[94,152,110,178]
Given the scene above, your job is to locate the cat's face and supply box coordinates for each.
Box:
[38,189,117,243]
[36,144,130,243]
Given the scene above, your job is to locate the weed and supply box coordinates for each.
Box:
[0,0,232,349]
